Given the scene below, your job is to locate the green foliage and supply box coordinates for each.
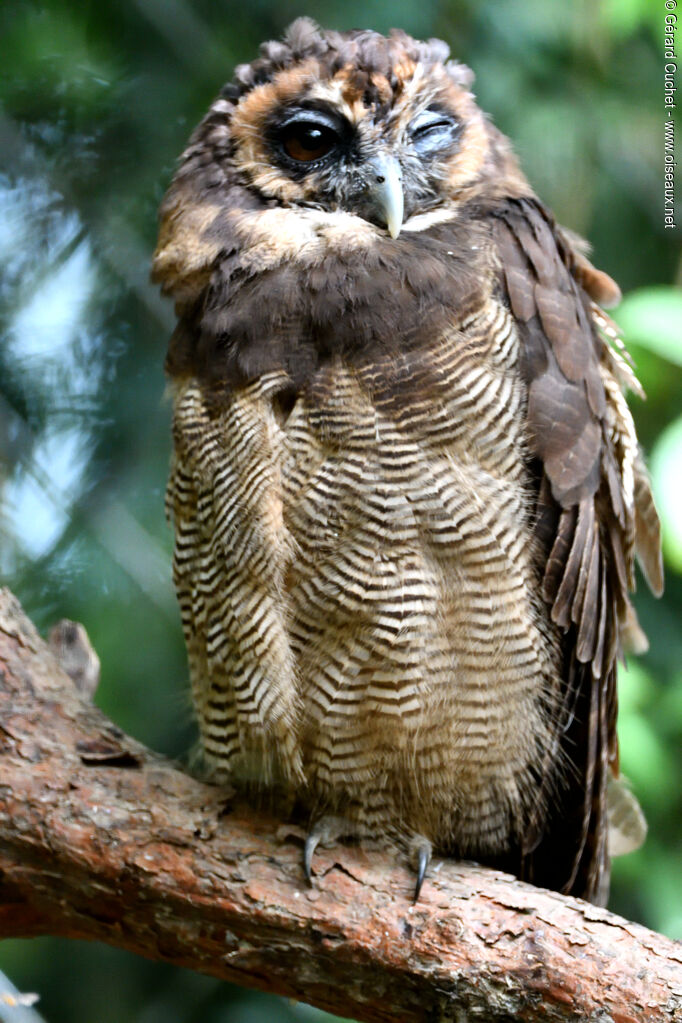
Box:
[1,1,680,1020]
[618,288,682,368]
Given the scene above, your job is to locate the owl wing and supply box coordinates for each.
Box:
[493,197,663,902]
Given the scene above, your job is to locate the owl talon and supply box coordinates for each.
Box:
[412,838,432,902]
[303,832,320,883]
[303,815,359,883]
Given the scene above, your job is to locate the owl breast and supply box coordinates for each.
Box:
[282,294,558,853]
[169,287,561,857]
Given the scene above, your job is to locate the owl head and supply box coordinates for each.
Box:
[153,19,531,310]
[225,19,502,235]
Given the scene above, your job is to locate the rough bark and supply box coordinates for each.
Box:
[0,588,680,1023]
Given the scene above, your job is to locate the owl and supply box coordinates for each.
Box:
[153,19,663,905]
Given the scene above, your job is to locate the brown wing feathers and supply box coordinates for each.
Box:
[495,199,627,667]
[494,196,659,899]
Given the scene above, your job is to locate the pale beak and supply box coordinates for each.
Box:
[366,154,404,238]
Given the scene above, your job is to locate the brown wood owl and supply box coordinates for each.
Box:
[153,19,663,905]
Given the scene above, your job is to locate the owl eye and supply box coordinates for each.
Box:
[276,112,345,164]
[409,109,460,153]
[283,123,338,161]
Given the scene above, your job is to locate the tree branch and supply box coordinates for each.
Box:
[0,589,680,1023]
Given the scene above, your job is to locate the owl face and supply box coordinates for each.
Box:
[227,28,491,236]
[154,21,530,308]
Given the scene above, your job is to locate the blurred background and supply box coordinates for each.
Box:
[0,0,680,1020]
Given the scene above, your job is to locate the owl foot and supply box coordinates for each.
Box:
[303,815,359,883]
[409,836,432,903]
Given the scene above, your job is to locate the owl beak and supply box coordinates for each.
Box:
[366,154,404,238]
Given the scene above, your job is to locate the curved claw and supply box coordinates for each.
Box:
[302,815,357,886]
[303,832,321,884]
[413,841,431,903]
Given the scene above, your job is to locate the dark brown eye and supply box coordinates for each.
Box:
[282,122,339,162]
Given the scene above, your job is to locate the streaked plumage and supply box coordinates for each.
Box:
[153,19,663,903]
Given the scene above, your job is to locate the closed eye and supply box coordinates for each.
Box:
[412,116,453,137]
[409,109,460,153]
